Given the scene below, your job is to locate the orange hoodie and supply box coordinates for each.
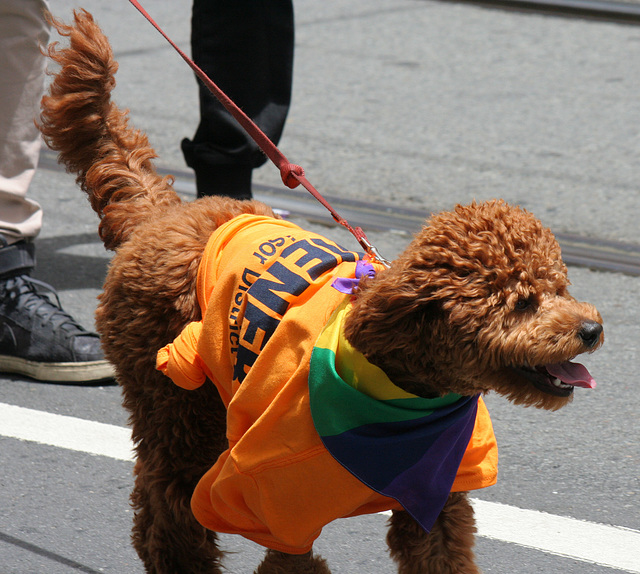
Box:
[157,214,497,554]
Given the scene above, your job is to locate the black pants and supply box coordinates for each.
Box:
[182,0,294,199]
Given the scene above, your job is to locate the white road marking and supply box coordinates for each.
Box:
[0,402,134,462]
[2,401,639,572]
[470,499,640,573]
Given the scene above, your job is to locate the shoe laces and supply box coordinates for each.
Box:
[1,275,92,338]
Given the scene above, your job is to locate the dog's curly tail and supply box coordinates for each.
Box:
[39,9,180,250]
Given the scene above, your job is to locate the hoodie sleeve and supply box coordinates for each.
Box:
[156,321,206,390]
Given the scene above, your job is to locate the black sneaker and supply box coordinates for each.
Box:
[0,274,114,383]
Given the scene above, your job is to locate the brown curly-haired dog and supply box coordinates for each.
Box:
[40,10,603,574]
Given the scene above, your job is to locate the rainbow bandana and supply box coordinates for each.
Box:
[309,300,479,533]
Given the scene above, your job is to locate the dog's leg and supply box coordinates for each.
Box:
[387,492,480,574]
[130,420,226,574]
[254,549,331,574]
[96,204,258,573]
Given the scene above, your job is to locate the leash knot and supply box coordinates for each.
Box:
[280,163,304,189]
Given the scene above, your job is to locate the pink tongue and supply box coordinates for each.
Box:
[546,361,596,389]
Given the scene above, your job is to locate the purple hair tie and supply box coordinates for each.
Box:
[332,260,377,294]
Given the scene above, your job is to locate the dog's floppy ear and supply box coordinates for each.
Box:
[345,264,449,357]
[344,225,495,359]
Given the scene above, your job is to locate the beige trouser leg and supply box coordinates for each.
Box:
[0,0,50,245]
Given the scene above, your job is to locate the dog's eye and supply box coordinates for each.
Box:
[514,297,534,311]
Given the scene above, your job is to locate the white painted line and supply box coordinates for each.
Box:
[0,402,134,462]
[2,401,639,572]
[471,499,640,573]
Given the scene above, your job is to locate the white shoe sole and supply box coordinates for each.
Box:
[0,355,115,383]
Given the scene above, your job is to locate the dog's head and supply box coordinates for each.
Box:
[346,200,603,410]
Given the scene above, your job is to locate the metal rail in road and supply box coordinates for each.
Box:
[40,151,640,277]
[440,0,640,25]
[172,170,640,277]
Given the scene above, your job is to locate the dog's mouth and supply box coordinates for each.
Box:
[512,361,597,397]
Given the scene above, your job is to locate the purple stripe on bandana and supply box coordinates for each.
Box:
[380,399,479,532]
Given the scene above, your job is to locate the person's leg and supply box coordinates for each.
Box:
[0,0,113,383]
[182,0,294,199]
[0,0,46,243]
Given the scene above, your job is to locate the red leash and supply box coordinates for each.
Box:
[128,0,390,267]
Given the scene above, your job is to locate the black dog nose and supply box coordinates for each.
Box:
[578,320,603,348]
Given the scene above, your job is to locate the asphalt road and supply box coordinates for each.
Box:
[1,0,639,572]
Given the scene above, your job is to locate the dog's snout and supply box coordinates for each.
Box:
[578,320,603,348]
